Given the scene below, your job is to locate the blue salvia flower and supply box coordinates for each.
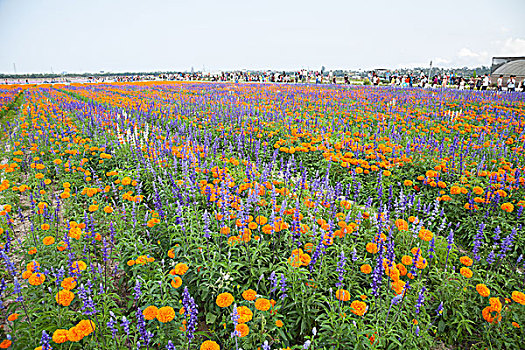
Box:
[13,277,23,302]
[107,314,118,338]
[428,237,435,261]
[0,278,7,307]
[262,340,271,350]
[41,330,52,350]
[166,340,177,350]
[269,271,278,293]
[202,211,212,239]
[231,304,241,338]
[335,251,346,289]
[371,241,385,297]
[415,287,426,314]
[135,307,148,343]
[498,226,518,259]
[472,223,485,261]
[486,250,496,265]
[436,302,444,316]
[279,273,288,299]
[121,316,131,336]
[493,226,501,242]
[134,279,142,301]
[351,248,358,261]
[182,287,198,342]
[391,294,403,305]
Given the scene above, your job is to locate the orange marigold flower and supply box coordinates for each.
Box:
[43,236,55,245]
[366,242,378,254]
[418,229,433,242]
[61,277,77,290]
[391,280,406,295]
[27,261,40,272]
[350,300,367,316]
[67,326,84,342]
[71,260,87,273]
[170,276,183,289]
[55,289,75,306]
[242,289,257,301]
[512,322,520,328]
[103,206,113,214]
[489,297,502,313]
[157,306,176,323]
[216,292,234,308]
[459,256,473,266]
[473,186,484,195]
[200,340,220,350]
[173,263,189,275]
[335,289,350,301]
[360,264,372,274]
[57,241,67,251]
[236,306,253,323]
[7,313,19,321]
[0,340,12,349]
[460,267,473,278]
[501,202,514,213]
[396,263,407,276]
[167,249,175,259]
[235,323,249,337]
[28,272,45,286]
[41,223,50,231]
[512,291,525,305]
[143,305,159,320]
[476,284,490,297]
[52,329,69,344]
[395,219,408,231]
[254,298,271,311]
[401,255,413,265]
[275,319,284,327]
[77,319,96,336]
[482,306,501,324]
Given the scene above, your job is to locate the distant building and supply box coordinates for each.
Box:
[490,56,525,83]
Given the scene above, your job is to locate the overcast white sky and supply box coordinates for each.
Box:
[1,0,524,74]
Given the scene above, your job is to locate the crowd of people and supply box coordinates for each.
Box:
[372,73,523,92]
[3,70,524,92]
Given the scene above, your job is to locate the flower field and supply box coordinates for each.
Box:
[0,82,524,349]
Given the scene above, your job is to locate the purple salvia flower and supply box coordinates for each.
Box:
[269,271,278,293]
[121,316,131,336]
[472,223,485,261]
[280,273,288,299]
[231,304,241,338]
[41,330,52,350]
[134,279,142,301]
[182,287,198,342]
[428,237,435,261]
[415,287,426,314]
[436,302,444,316]
[498,226,518,259]
[486,250,496,265]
